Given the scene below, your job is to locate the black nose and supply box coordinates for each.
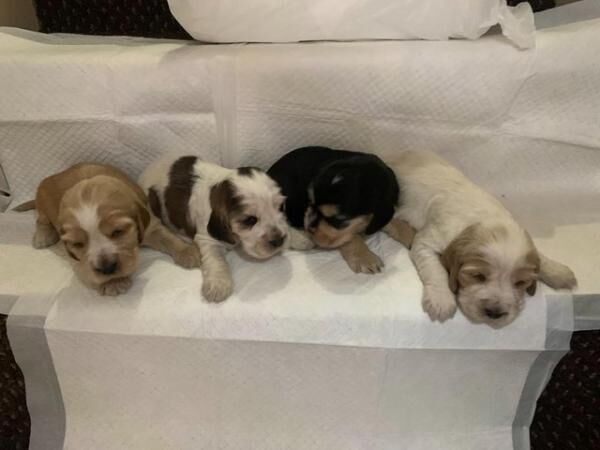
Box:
[269,235,285,248]
[484,307,507,320]
[95,259,118,275]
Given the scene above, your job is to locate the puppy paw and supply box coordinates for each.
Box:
[99,277,133,296]
[32,226,59,249]
[422,285,457,322]
[172,245,202,269]
[202,276,234,303]
[345,249,384,274]
[287,228,315,251]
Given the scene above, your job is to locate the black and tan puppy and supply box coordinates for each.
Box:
[268,146,414,273]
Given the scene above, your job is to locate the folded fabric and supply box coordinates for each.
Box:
[167,0,535,48]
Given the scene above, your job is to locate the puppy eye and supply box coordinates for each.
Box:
[242,216,258,228]
[111,229,124,239]
[473,273,487,282]
[72,242,84,249]
[325,216,348,229]
[514,280,528,289]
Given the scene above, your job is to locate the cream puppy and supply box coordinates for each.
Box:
[391,151,577,328]
[139,155,288,303]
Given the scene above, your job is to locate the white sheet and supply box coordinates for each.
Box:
[2,15,599,450]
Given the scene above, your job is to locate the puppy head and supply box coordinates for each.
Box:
[441,223,540,328]
[304,155,398,249]
[58,176,150,287]
[207,167,288,260]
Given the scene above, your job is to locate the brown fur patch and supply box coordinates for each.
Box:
[441,224,498,293]
[148,187,162,219]
[164,156,197,238]
[312,214,371,249]
[513,248,540,296]
[318,204,339,218]
[207,180,241,245]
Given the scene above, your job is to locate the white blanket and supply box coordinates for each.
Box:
[1,12,599,450]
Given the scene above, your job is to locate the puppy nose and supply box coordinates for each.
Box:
[484,307,507,320]
[94,258,119,275]
[269,234,285,248]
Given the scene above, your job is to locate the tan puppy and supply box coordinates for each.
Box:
[18,163,200,296]
[390,151,577,328]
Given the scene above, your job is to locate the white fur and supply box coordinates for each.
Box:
[391,151,576,327]
[140,155,288,303]
[73,203,117,268]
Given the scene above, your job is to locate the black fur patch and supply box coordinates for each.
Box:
[164,156,198,238]
[267,146,400,234]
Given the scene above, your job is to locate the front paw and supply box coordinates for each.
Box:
[99,277,133,296]
[345,249,384,274]
[287,228,315,251]
[172,245,202,269]
[32,227,59,249]
[422,285,457,322]
[202,275,233,303]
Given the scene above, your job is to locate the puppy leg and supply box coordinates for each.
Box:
[287,227,315,251]
[411,233,457,322]
[32,212,59,249]
[98,277,133,296]
[142,217,201,269]
[196,240,233,303]
[339,235,383,274]
[538,252,577,291]
[384,217,416,248]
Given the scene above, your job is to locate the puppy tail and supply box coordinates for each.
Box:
[538,252,577,291]
[12,199,36,212]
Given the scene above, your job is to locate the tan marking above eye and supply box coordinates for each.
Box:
[318,204,339,218]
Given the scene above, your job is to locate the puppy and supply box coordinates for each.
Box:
[16,163,201,296]
[268,146,414,274]
[139,155,288,303]
[390,151,577,328]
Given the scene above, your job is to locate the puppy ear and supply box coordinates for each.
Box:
[207,180,238,245]
[440,238,461,294]
[524,244,541,296]
[440,224,484,294]
[365,165,399,235]
[135,201,151,244]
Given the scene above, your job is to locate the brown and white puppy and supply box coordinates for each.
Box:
[390,151,577,328]
[18,163,200,296]
[139,155,288,303]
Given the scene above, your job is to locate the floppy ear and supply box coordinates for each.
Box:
[524,244,541,296]
[365,165,400,235]
[134,201,151,244]
[440,238,461,294]
[207,180,238,245]
[440,224,484,294]
[527,281,537,296]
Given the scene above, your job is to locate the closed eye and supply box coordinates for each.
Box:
[72,242,84,249]
[324,216,349,229]
[241,215,258,228]
[111,228,124,239]
[514,280,528,289]
[473,273,487,283]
